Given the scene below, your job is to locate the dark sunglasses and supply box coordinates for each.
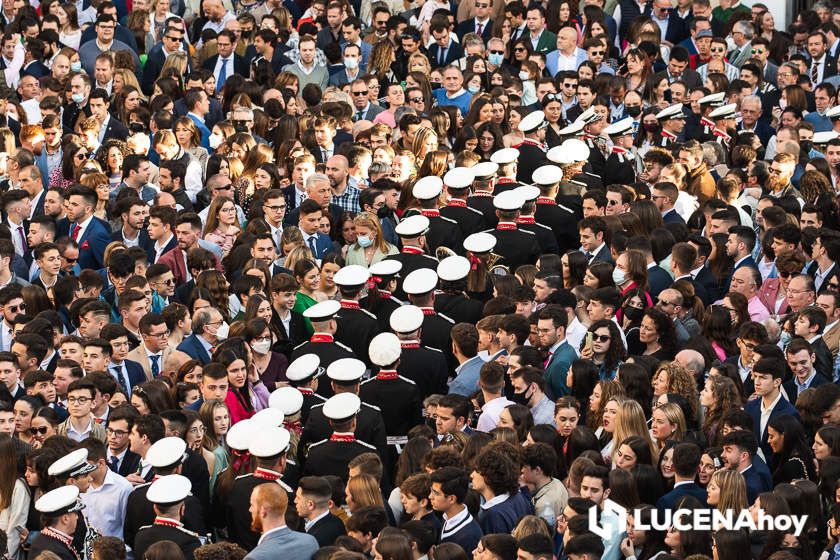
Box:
[29,426,49,435]
[352,90,369,96]
[7,304,25,313]
[489,50,504,55]
[64,257,77,263]
[592,334,610,342]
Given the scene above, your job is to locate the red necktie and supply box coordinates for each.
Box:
[543,351,553,368]
[70,224,80,240]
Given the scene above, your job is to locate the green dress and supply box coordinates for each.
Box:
[292,291,318,335]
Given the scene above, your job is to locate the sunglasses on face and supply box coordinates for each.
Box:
[7,304,25,313]
[29,426,49,435]
[514,47,526,52]
[710,47,725,53]
[592,334,610,342]
[489,50,504,55]
[352,90,369,96]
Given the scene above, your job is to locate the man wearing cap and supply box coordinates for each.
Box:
[708,102,738,148]
[360,333,422,456]
[516,186,559,255]
[467,162,500,229]
[655,104,687,148]
[384,215,439,301]
[333,266,379,368]
[298,358,386,464]
[47,448,97,557]
[577,107,608,179]
[291,300,356,399]
[227,426,296,551]
[390,305,450,399]
[123,436,206,550]
[30,486,85,560]
[435,256,485,325]
[531,165,579,253]
[302,392,378,481]
[358,259,404,332]
[133,475,202,560]
[603,117,640,186]
[441,168,487,237]
[402,269,456,365]
[247,482,318,560]
[411,177,465,256]
[688,91,725,142]
[285,354,327,425]
[490,149,520,194]
[485,191,541,273]
[514,110,549,184]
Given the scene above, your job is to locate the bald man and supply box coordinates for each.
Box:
[546,26,587,76]
[325,155,360,213]
[247,483,318,560]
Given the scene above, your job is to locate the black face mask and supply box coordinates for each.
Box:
[624,306,644,322]
[801,141,813,155]
[430,81,442,90]
[625,105,641,117]
[377,206,390,220]
[510,387,531,406]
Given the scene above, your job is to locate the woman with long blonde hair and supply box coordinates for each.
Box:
[706,469,748,514]
[234,144,275,216]
[610,400,658,465]
[589,380,625,447]
[345,212,397,267]
[345,474,384,513]
[650,402,686,449]
[202,197,241,258]
[174,116,209,170]
[368,40,398,88]
[411,127,439,163]
[416,150,448,179]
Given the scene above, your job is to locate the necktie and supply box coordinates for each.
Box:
[476,22,483,35]
[70,223,79,240]
[308,236,317,257]
[812,60,819,84]
[356,110,364,121]
[111,366,126,392]
[217,58,228,92]
[150,355,160,378]
[439,46,446,65]
[543,351,553,368]
[108,455,119,473]
[17,226,26,252]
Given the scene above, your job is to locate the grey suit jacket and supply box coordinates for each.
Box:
[244,527,319,560]
[729,40,753,68]
[354,103,385,122]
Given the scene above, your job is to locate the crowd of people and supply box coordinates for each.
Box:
[2,1,840,560]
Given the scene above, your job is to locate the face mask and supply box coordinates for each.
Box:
[467,84,481,93]
[430,81,442,89]
[624,305,644,322]
[209,133,224,149]
[779,330,792,347]
[70,61,82,72]
[344,57,358,70]
[488,53,504,66]
[519,71,530,81]
[626,105,641,117]
[71,92,85,104]
[215,321,230,340]
[251,340,271,354]
[357,235,373,248]
[612,268,627,285]
[377,206,390,219]
[643,122,658,132]
[801,140,813,155]
[510,387,531,406]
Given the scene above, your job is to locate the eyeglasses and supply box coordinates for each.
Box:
[589,50,605,56]
[657,299,674,306]
[106,428,129,436]
[592,334,610,342]
[352,90,369,96]
[74,153,87,160]
[514,47,526,52]
[264,205,286,212]
[7,304,25,313]
[67,396,90,405]
[145,330,171,340]
[188,425,206,435]
[29,426,49,435]
[768,166,784,175]
[778,270,795,278]
[409,97,423,103]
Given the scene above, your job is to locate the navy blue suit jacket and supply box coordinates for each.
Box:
[113,359,146,390]
[738,119,775,146]
[177,334,212,365]
[745,395,800,461]
[146,235,178,265]
[111,228,155,256]
[455,19,493,42]
[662,208,686,225]
[655,481,708,511]
[742,464,770,503]
[74,217,112,270]
[648,265,672,298]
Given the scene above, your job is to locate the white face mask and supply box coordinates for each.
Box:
[214,321,229,340]
[519,71,530,81]
[209,133,224,149]
[251,339,271,354]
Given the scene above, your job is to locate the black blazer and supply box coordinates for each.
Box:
[103,117,129,141]
[306,512,347,547]
[202,54,250,79]
[455,18,493,42]
[428,40,464,68]
[782,372,829,404]
[116,449,142,477]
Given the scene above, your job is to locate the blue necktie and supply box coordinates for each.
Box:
[150,355,160,378]
[217,58,228,92]
[308,236,317,257]
[108,455,119,473]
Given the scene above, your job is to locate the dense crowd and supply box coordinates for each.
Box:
[2,1,840,560]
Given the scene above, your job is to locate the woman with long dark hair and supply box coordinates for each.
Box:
[0,435,29,559]
[768,414,816,484]
[703,304,738,361]
[215,341,270,425]
[637,308,677,361]
[561,251,587,289]
[579,320,627,381]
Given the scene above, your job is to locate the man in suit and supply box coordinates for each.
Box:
[64,184,111,271]
[428,21,463,69]
[247,480,319,560]
[294,198,338,261]
[783,338,831,403]
[720,429,770,503]
[89,88,129,144]
[202,30,248,94]
[455,0,492,42]
[656,443,707,511]
[328,44,365,88]
[725,226,760,293]
[745,357,801,461]
[102,324,146,396]
[339,17,372,68]
[546,27,587,77]
[349,78,384,122]
[656,46,702,90]
[247,29,294,74]
[818,291,840,361]
[525,6,556,54]
[105,405,141,476]
[126,314,173,381]
[651,182,686,227]
[807,30,838,87]
[173,73,223,129]
[579,217,612,265]
[177,308,226,365]
[142,25,188,95]
[295,476,346,547]
[792,307,834,381]
[182,89,211,150]
[538,306,577,399]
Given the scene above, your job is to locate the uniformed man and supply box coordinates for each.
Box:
[291,300,356,399]
[708,102,738,151]
[268,386,305,447]
[410,176,464,256]
[333,265,379,367]
[548,139,591,213]
[123,437,206,550]
[483,190,541,273]
[603,117,641,186]
[384,215,439,300]
[301,392,378,482]
[514,185,559,255]
[531,164,579,254]
[30,486,85,560]
[390,305,449,400]
[578,107,608,179]
[654,103,686,149]
[282,353,326,425]
[226,426,295,550]
[298,357,387,465]
[249,408,300,488]
[441,167,486,237]
[812,130,839,154]
[687,91,725,142]
[490,148,520,194]
[360,332,423,458]
[358,259,403,332]
[435,255,484,325]
[514,110,549,183]
[467,161,500,228]
[133,475,202,560]
[402,268,456,366]
[47,448,98,559]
